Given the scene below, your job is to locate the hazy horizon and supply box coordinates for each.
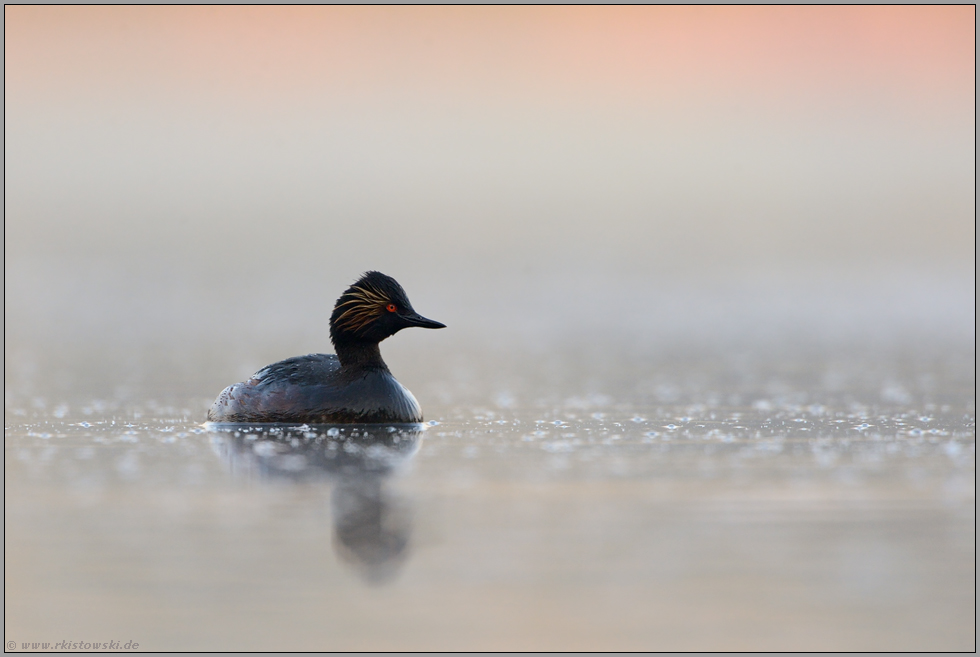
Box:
[5,6,975,395]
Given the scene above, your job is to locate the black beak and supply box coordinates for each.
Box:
[403,312,446,329]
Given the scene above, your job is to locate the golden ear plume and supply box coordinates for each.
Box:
[333,283,390,334]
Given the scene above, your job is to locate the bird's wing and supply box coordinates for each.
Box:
[251,353,341,386]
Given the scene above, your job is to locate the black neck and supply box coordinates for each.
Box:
[333,339,388,371]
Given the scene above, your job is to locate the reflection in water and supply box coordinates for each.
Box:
[208,423,422,584]
[331,477,412,584]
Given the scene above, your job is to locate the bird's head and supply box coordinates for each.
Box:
[329,271,445,347]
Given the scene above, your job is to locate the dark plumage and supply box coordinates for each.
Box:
[207,271,445,424]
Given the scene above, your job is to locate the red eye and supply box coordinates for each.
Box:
[386,304,397,313]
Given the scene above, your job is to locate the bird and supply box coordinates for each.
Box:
[207,271,445,424]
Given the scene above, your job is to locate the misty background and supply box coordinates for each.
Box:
[5,6,975,409]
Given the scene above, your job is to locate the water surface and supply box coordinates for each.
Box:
[5,349,975,650]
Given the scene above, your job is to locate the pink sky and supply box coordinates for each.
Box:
[6,6,975,113]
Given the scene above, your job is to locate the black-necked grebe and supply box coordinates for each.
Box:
[207,271,445,424]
